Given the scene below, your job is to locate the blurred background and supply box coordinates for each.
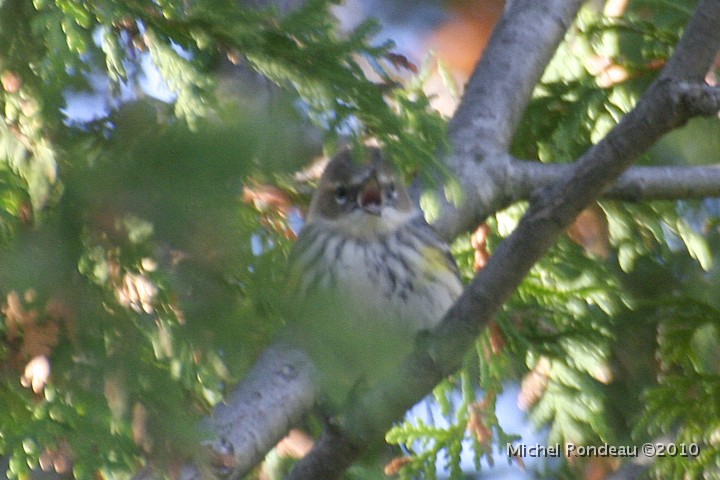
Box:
[1,0,719,479]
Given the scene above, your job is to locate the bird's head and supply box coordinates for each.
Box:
[306,148,416,238]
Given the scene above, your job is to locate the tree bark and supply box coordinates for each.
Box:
[433,0,587,241]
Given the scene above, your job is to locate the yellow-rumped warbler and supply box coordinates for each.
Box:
[287,148,462,404]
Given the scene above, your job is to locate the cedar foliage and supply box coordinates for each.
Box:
[0,0,718,479]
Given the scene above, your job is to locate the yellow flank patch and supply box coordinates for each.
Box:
[419,245,450,275]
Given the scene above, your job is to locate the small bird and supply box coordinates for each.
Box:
[288,147,462,404]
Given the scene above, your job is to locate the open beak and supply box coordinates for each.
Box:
[358,174,382,215]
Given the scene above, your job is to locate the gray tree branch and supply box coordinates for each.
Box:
[433,0,586,241]
[205,344,318,479]
[173,345,318,480]
[505,83,720,205]
[606,164,720,201]
[286,0,720,478]
[512,159,720,203]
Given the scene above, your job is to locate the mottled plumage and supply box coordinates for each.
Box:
[288,148,462,402]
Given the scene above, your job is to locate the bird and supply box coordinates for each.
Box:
[286,147,463,405]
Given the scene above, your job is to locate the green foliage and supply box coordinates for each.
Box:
[636,299,720,478]
[1,0,447,204]
[0,0,450,475]
[0,165,30,243]
[509,1,720,478]
[0,0,719,478]
[0,98,306,476]
[513,2,693,164]
[389,189,628,476]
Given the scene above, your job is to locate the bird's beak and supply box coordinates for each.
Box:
[358,174,382,215]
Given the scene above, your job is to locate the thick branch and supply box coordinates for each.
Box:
[434,0,586,241]
[509,83,720,202]
[512,161,720,202]
[448,0,584,156]
[607,164,720,200]
[178,344,318,480]
[288,1,720,478]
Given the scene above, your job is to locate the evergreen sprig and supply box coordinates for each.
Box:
[0,0,718,478]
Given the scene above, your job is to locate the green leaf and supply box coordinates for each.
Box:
[101,27,127,82]
[675,218,713,271]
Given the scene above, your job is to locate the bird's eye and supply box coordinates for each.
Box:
[388,181,398,199]
[335,185,348,204]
